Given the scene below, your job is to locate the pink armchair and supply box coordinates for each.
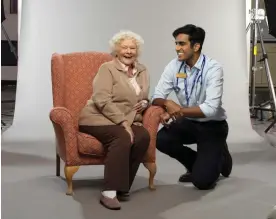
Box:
[49,51,164,195]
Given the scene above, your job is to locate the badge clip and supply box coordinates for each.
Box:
[174,86,181,92]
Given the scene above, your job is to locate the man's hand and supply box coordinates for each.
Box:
[160,112,171,127]
[133,100,148,114]
[164,100,182,118]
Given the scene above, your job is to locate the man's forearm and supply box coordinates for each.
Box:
[153,98,206,118]
[180,106,206,118]
[152,98,167,109]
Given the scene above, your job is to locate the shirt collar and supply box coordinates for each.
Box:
[194,53,204,70]
[184,53,204,70]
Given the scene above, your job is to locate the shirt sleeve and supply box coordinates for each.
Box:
[151,61,175,101]
[199,64,224,117]
[92,64,126,124]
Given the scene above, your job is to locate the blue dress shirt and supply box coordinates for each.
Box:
[152,53,227,122]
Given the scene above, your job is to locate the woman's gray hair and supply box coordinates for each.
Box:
[109,30,144,56]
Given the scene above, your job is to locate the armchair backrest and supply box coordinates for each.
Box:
[51,51,113,122]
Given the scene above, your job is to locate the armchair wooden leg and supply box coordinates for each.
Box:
[64,166,79,196]
[56,154,60,177]
[143,162,157,190]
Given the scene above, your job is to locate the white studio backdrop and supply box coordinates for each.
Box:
[2,0,263,144]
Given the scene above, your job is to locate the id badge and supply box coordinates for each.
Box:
[176,73,187,79]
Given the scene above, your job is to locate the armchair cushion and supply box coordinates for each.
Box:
[76,105,164,161]
[77,132,105,156]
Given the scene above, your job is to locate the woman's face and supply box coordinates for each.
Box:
[116,39,138,66]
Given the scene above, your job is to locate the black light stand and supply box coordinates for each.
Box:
[263,0,276,133]
[246,0,276,133]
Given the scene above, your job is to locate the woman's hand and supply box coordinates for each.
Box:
[121,121,134,144]
[133,100,149,114]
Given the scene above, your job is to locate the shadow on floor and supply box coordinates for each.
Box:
[69,176,211,219]
[231,149,276,165]
[1,150,55,166]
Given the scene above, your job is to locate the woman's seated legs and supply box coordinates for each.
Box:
[79,125,132,193]
[79,124,150,203]
[129,125,150,189]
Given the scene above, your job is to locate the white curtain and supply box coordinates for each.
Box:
[2,0,263,144]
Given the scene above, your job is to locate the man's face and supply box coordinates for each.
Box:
[175,34,195,61]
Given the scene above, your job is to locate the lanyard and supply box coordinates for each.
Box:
[177,55,206,106]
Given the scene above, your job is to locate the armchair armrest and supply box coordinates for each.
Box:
[49,107,79,165]
[142,106,165,162]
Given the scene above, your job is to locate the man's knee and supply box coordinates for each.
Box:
[192,175,217,190]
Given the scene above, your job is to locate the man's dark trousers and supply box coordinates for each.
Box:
[156,117,232,190]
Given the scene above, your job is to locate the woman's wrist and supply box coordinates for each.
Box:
[141,100,149,108]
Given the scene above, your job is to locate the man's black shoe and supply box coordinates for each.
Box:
[178,171,192,182]
[117,191,130,201]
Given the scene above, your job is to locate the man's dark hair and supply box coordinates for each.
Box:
[172,24,205,51]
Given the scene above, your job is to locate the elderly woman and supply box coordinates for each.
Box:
[78,30,150,210]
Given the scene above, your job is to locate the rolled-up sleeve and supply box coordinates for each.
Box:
[151,62,174,101]
[199,65,224,117]
[92,64,126,124]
